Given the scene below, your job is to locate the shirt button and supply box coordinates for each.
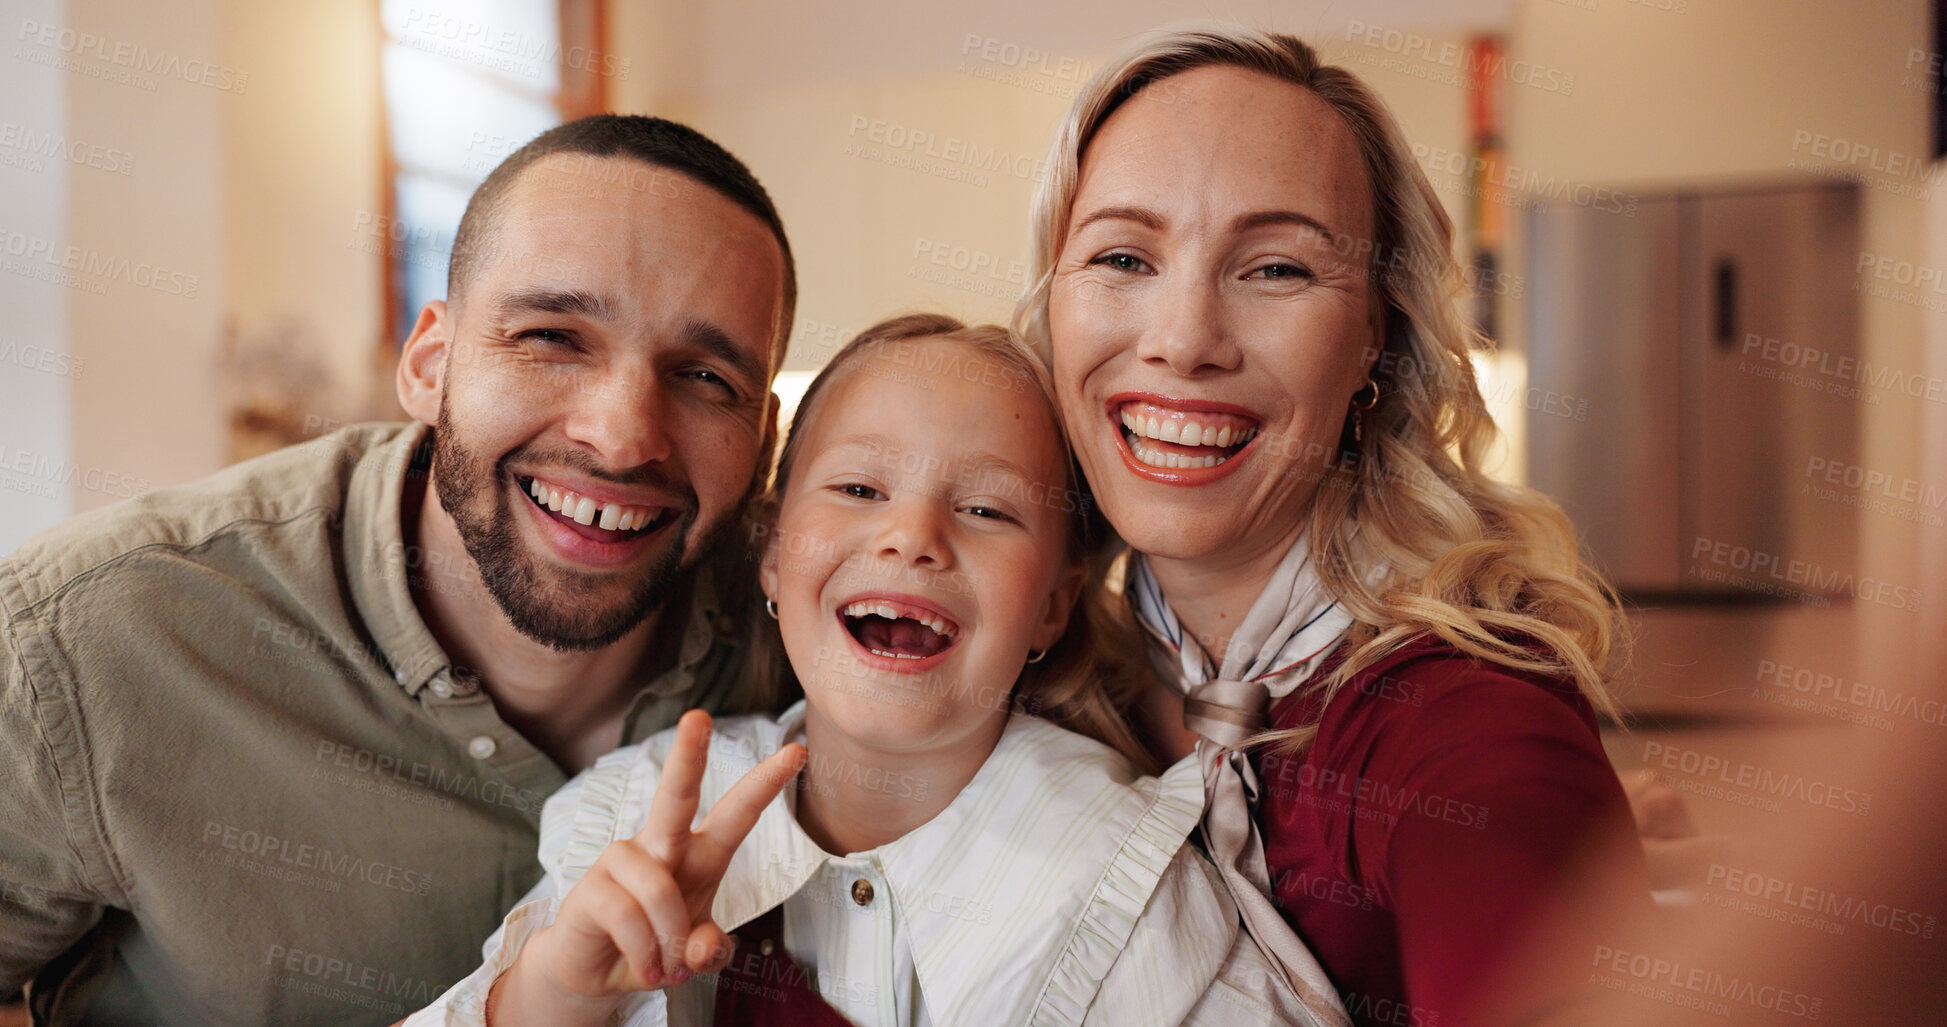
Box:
[467,736,497,760]
[850,879,874,906]
[393,668,408,684]
[429,679,453,699]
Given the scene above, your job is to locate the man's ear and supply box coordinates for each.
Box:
[1030,562,1089,654]
[396,300,453,426]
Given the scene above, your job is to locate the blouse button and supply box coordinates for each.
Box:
[850,878,874,906]
[467,735,497,760]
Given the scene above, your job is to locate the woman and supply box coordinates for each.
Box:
[1014,26,1651,1026]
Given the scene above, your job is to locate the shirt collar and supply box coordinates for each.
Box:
[710,706,1207,1020]
[343,422,447,695]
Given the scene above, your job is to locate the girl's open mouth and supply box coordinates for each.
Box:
[839,596,960,670]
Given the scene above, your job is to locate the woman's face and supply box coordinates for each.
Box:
[1049,65,1382,567]
[761,340,1081,755]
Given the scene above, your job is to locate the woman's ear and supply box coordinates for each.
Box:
[1030,562,1089,653]
[396,301,452,426]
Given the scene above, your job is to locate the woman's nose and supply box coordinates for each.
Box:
[1135,276,1242,377]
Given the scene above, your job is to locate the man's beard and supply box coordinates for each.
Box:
[429,400,733,652]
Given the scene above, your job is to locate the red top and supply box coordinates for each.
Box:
[1252,637,1647,1026]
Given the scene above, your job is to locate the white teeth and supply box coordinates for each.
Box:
[1128,436,1228,470]
[529,479,543,500]
[571,496,598,525]
[840,600,957,638]
[617,510,635,531]
[598,503,622,530]
[1118,407,1258,452]
[546,487,564,512]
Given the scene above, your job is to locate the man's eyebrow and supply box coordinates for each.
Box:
[1232,209,1340,243]
[1071,204,1165,233]
[682,319,767,384]
[491,288,618,320]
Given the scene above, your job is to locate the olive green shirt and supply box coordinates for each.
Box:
[0,423,757,1025]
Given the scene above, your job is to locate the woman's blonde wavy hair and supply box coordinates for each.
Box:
[747,313,1161,773]
[1011,24,1627,748]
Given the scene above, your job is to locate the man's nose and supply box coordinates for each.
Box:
[561,371,673,470]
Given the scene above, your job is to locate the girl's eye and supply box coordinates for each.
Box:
[1089,252,1150,274]
[837,483,883,500]
[1248,262,1314,281]
[960,505,1013,522]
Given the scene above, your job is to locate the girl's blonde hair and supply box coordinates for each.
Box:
[751,313,1160,773]
[1011,25,1626,748]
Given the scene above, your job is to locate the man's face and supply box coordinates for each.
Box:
[419,154,785,651]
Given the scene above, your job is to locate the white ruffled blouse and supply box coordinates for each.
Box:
[405,702,1319,1026]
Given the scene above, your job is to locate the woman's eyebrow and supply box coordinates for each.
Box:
[1231,209,1340,243]
[1072,204,1165,233]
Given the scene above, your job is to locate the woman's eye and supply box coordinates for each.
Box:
[1248,262,1314,281]
[1089,252,1150,274]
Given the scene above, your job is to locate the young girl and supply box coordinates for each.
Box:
[405,315,1341,1026]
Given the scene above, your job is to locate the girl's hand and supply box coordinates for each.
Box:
[489,711,807,1024]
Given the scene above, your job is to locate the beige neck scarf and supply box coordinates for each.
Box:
[1128,537,1354,1027]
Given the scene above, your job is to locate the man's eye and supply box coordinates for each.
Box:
[521,329,575,346]
[1089,252,1149,273]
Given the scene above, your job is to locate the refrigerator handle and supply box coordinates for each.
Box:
[1713,256,1738,348]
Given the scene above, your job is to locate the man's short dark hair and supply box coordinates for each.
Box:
[448,114,797,365]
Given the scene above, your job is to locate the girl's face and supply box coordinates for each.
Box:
[1048,65,1382,569]
[761,339,1083,755]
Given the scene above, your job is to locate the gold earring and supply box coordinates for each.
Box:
[1350,378,1380,443]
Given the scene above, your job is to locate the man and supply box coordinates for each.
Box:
[0,115,796,1025]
